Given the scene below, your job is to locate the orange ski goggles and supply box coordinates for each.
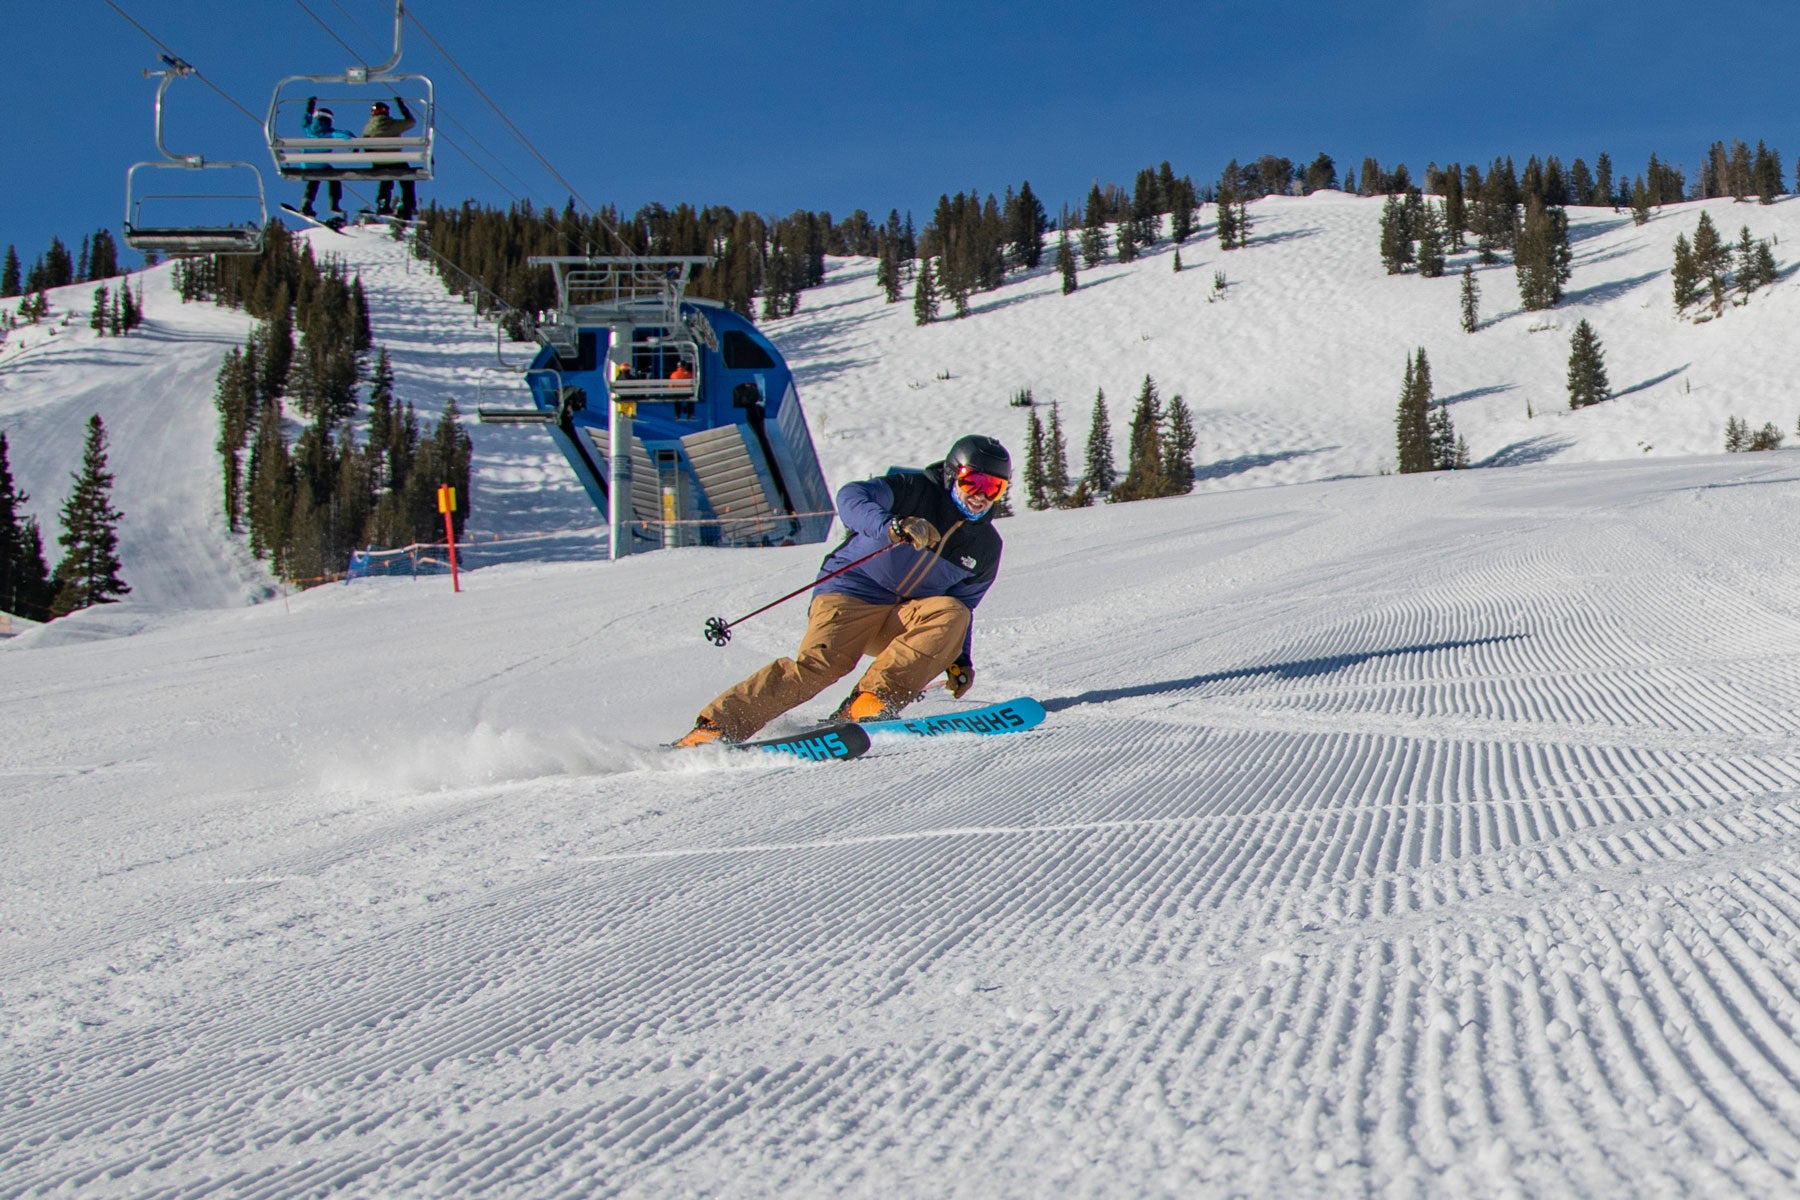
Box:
[954,465,1009,501]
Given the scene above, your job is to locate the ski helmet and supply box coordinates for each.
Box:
[944,434,1011,482]
[944,434,1010,518]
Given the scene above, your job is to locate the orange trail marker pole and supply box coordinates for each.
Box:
[438,484,461,593]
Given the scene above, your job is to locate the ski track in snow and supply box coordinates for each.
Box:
[9,203,1800,1194]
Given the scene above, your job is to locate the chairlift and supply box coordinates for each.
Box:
[264,0,435,183]
[123,58,268,257]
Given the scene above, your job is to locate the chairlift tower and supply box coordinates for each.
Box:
[533,256,713,561]
[478,256,836,561]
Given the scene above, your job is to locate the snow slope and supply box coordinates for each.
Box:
[8,197,1800,1195]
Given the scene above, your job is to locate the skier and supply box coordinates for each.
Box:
[297,100,352,221]
[676,435,1012,747]
[364,98,418,221]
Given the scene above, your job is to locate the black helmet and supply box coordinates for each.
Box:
[944,434,1011,482]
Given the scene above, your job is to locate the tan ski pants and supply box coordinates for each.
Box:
[700,593,971,740]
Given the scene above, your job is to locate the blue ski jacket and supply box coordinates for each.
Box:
[814,464,1004,665]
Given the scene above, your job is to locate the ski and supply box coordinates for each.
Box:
[709,721,871,762]
[857,696,1045,739]
[279,203,349,234]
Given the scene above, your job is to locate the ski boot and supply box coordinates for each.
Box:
[673,717,727,748]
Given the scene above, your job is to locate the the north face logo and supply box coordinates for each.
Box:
[960,555,977,569]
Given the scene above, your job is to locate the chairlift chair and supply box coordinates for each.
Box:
[263,0,435,183]
[122,59,268,257]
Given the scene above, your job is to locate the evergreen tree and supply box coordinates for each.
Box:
[1080,184,1109,267]
[912,255,939,326]
[1750,238,1779,293]
[1630,176,1651,225]
[1416,202,1447,277]
[1515,196,1564,310]
[1115,214,1138,264]
[1302,153,1338,194]
[1161,395,1196,495]
[1671,233,1702,311]
[246,400,296,568]
[1568,158,1596,206]
[1428,400,1465,470]
[1395,349,1433,473]
[40,238,74,289]
[1130,167,1160,246]
[214,346,259,531]
[1056,227,1077,294]
[1459,264,1480,332]
[1084,388,1116,495]
[1379,195,1413,273]
[1216,190,1241,250]
[0,245,18,298]
[364,347,399,489]
[1110,375,1167,502]
[1735,225,1761,297]
[120,281,142,333]
[0,432,53,620]
[89,285,109,334]
[1023,407,1049,510]
[88,230,120,281]
[1724,415,1749,452]
[1007,180,1048,270]
[876,239,903,303]
[1045,401,1071,505]
[1692,211,1728,310]
[1566,319,1610,409]
[49,415,129,616]
[1167,176,1198,243]
[1754,141,1783,204]
[1594,152,1615,208]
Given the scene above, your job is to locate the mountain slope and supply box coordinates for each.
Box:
[8,195,1800,1195]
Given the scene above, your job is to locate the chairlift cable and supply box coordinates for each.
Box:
[404,7,634,255]
[438,109,537,200]
[98,0,264,127]
[323,0,379,45]
[439,131,524,205]
[291,0,365,66]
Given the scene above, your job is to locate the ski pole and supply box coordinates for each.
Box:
[704,542,899,647]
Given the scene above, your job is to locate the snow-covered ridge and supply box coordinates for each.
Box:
[4,192,1797,614]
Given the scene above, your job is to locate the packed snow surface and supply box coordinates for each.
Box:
[8,196,1800,1195]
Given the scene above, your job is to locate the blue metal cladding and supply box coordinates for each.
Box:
[523,302,834,549]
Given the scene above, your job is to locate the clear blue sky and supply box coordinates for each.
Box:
[3,1,1794,270]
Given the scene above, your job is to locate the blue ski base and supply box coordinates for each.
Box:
[859,696,1045,739]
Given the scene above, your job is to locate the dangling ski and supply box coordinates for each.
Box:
[279,203,349,234]
[857,697,1045,739]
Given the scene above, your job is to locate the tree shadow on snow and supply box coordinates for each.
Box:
[1560,270,1665,307]
[1042,634,1526,713]
[1477,435,1572,467]
[1193,446,1334,481]
[1611,364,1689,400]
[1439,384,1516,407]
[1243,226,1323,249]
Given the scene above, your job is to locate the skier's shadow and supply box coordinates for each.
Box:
[1042,635,1525,712]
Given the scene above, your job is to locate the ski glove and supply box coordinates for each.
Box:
[945,660,974,699]
[888,515,941,550]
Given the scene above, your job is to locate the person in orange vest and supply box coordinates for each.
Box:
[669,361,695,417]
